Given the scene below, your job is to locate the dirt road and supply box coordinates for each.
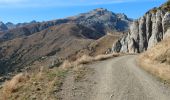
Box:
[60,55,170,100]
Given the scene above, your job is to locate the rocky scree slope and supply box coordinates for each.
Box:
[113,1,170,53]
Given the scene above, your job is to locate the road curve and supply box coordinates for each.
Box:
[89,55,170,100]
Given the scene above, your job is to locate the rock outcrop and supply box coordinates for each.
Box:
[71,8,132,34]
[113,1,170,53]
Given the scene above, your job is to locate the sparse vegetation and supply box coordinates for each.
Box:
[0,53,119,100]
[94,53,117,61]
[69,53,119,82]
[138,37,170,83]
[60,60,73,69]
[150,7,158,14]
[147,0,170,14]
[75,55,94,65]
[73,65,89,82]
[161,0,170,11]
[61,53,120,69]
[0,66,68,100]
[75,53,119,65]
[2,73,29,100]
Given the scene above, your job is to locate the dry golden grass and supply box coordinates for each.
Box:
[94,53,119,61]
[73,65,88,82]
[0,66,69,100]
[35,66,45,80]
[2,73,29,100]
[88,35,120,56]
[60,53,119,70]
[60,60,73,69]
[0,53,119,100]
[138,57,170,82]
[74,55,93,65]
[76,53,119,65]
[138,37,170,83]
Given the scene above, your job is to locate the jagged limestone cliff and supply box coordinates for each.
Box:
[113,1,170,53]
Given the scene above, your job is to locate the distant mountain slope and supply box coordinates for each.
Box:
[0,22,8,32]
[112,1,170,53]
[5,20,37,30]
[0,8,130,76]
[0,23,102,75]
[0,8,132,42]
[68,8,132,34]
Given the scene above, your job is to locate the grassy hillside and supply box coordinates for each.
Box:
[0,23,98,75]
[0,22,121,76]
[0,53,119,100]
[73,34,120,60]
[138,37,170,83]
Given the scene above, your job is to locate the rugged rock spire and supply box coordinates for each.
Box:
[112,1,170,53]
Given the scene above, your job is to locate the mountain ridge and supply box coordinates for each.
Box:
[0,8,132,42]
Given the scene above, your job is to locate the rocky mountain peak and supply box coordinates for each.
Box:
[93,8,108,12]
[116,13,129,20]
[70,8,132,34]
[90,8,110,15]
[6,22,16,30]
[30,20,37,24]
[0,21,8,31]
[6,22,14,25]
[73,8,114,18]
[0,21,4,25]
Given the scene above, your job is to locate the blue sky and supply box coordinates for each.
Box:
[0,0,167,24]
